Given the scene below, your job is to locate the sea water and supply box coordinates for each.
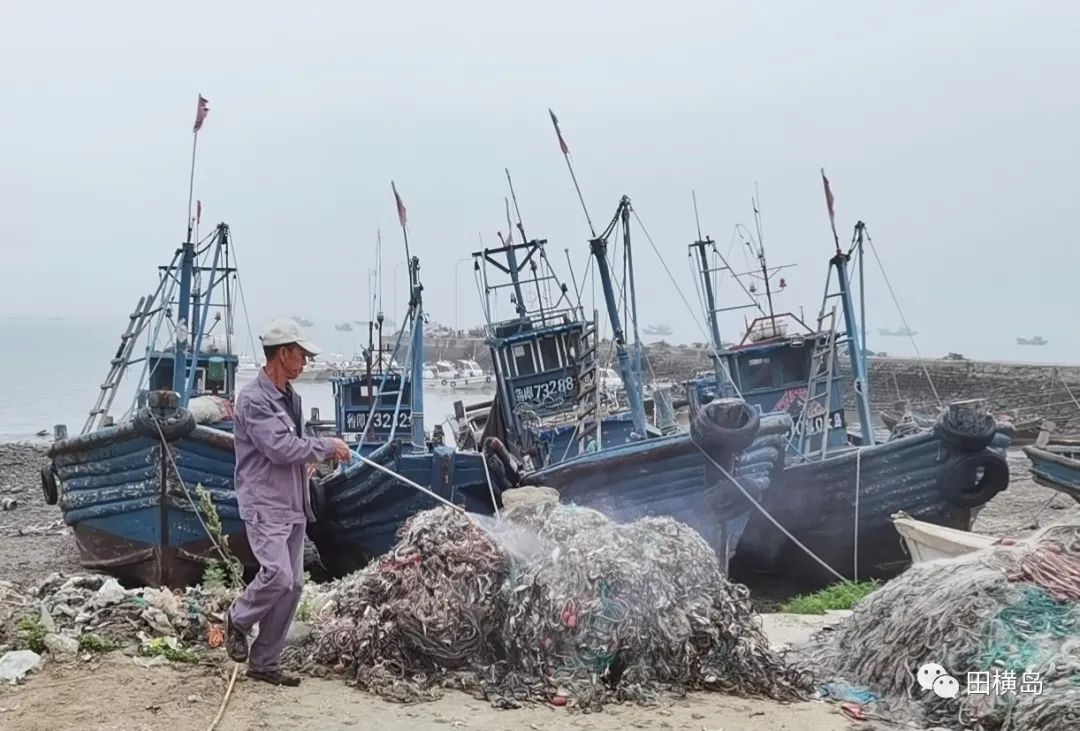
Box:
[0,315,493,444]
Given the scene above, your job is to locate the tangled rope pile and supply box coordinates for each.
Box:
[797,524,1080,730]
[283,490,812,710]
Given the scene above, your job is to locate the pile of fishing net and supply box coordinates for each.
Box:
[283,488,812,709]
[797,524,1080,730]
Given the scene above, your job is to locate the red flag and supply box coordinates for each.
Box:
[193,95,209,132]
[821,168,839,245]
[391,181,407,227]
[196,200,202,224]
[548,108,569,155]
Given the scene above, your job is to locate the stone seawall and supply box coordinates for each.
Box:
[836,357,1080,425]
[422,336,1080,426]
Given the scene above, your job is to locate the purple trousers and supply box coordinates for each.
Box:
[229,520,305,672]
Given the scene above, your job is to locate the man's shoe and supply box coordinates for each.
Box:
[247,669,301,687]
[225,611,248,663]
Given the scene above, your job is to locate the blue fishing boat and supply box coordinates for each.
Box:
[469,191,788,568]
[306,212,502,578]
[42,222,254,587]
[687,200,1013,586]
[1023,441,1080,505]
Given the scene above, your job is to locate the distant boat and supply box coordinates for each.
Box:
[878,326,917,337]
[335,322,353,332]
[1017,336,1048,346]
[643,323,673,336]
[293,316,314,327]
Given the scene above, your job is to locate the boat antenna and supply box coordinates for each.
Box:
[375,229,385,373]
[548,108,596,237]
[505,168,528,242]
[752,188,778,325]
[692,189,704,242]
[186,94,209,244]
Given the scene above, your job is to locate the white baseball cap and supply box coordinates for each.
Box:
[260,318,321,356]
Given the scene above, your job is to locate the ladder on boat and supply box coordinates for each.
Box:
[573,310,602,454]
[795,304,842,458]
[82,294,157,435]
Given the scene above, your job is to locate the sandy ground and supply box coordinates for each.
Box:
[0,618,855,731]
[2,440,1078,730]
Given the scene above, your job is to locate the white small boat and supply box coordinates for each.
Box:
[891,511,998,563]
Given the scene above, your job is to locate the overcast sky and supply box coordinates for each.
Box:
[2,1,1077,363]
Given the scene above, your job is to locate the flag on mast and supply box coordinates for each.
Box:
[193,95,209,132]
[821,168,839,247]
[549,108,569,155]
[196,200,202,225]
[392,181,407,227]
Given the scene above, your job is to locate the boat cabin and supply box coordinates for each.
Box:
[143,348,238,401]
[488,317,588,419]
[331,371,413,451]
[688,329,848,455]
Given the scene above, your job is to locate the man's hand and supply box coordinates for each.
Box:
[329,438,352,463]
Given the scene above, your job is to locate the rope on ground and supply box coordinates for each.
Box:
[206,663,240,731]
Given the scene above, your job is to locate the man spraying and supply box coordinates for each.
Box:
[226,319,351,686]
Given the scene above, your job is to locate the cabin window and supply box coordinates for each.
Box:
[382,382,410,407]
[777,348,810,385]
[512,343,537,376]
[742,356,774,390]
[538,336,561,371]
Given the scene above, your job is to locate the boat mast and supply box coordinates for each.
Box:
[621,203,644,387]
[820,169,874,446]
[752,195,778,331]
[171,233,196,397]
[690,238,728,385]
[407,256,425,452]
[590,196,647,438]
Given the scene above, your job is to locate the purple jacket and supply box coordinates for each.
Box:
[233,370,336,524]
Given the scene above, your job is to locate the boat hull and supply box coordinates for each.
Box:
[523,418,788,568]
[308,441,499,577]
[1023,445,1080,504]
[48,420,251,588]
[731,430,1012,588]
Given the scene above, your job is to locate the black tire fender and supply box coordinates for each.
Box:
[41,464,59,505]
[937,449,1009,508]
[450,380,457,389]
[133,408,196,441]
[933,414,997,452]
[690,398,761,462]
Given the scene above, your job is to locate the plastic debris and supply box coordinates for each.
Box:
[797,524,1080,730]
[43,633,79,658]
[283,499,813,710]
[0,650,42,685]
[0,573,236,656]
